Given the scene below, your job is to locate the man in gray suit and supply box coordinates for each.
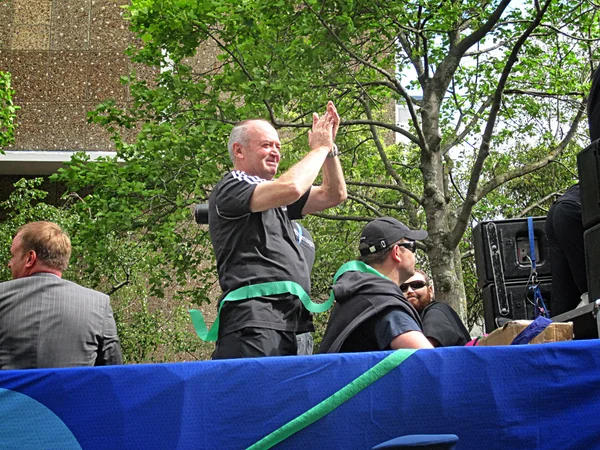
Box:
[0,221,123,369]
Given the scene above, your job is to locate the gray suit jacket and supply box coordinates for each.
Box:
[0,272,123,369]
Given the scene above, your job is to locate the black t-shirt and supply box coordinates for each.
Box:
[421,301,471,347]
[209,170,314,336]
[293,222,315,274]
[555,184,581,207]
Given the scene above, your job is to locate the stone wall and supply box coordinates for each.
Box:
[0,0,152,152]
[0,0,150,208]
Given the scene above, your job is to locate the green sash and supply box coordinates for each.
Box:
[189,260,389,341]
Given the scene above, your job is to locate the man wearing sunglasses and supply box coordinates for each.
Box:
[319,217,433,353]
[402,270,471,347]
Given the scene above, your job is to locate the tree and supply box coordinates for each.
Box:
[55,0,598,323]
[0,178,211,362]
[0,70,18,152]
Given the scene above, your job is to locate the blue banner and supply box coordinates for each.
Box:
[1,341,599,449]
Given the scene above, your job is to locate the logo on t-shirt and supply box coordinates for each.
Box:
[231,170,265,185]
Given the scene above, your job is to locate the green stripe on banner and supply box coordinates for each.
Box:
[189,260,389,342]
[247,349,417,450]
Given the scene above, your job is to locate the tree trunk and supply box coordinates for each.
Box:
[428,243,468,320]
[420,100,468,321]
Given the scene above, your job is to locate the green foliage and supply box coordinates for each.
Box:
[0,178,78,282]
[0,178,207,362]
[0,71,19,152]
[114,288,211,363]
[51,0,600,334]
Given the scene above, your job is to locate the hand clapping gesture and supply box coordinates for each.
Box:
[308,101,339,151]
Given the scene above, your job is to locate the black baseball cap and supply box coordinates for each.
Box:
[359,217,428,256]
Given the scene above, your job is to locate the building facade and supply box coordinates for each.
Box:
[0,0,157,207]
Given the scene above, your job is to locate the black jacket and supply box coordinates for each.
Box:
[319,270,422,353]
[421,301,471,347]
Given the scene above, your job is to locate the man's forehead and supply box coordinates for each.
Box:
[248,120,279,139]
[407,272,427,284]
[10,233,22,251]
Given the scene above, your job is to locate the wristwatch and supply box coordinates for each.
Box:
[327,143,339,159]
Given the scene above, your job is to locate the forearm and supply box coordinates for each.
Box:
[320,153,347,203]
[301,151,347,215]
[249,105,335,212]
[249,145,331,213]
[390,331,434,349]
[277,145,330,195]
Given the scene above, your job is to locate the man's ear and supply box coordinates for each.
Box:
[233,142,243,160]
[389,244,402,263]
[25,250,36,268]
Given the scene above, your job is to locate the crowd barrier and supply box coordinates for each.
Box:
[1,340,600,449]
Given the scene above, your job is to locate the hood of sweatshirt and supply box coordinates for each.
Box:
[333,270,405,304]
[319,267,423,353]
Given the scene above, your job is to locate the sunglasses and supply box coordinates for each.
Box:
[400,280,427,292]
[396,241,417,253]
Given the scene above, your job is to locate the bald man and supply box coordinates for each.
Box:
[209,102,347,359]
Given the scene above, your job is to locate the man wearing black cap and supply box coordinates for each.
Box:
[319,217,433,353]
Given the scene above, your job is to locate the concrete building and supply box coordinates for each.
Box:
[0,0,156,205]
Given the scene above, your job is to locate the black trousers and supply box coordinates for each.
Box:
[211,327,298,360]
[545,199,588,316]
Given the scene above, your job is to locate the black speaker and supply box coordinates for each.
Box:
[577,139,600,229]
[585,222,600,302]
[482,279,553,333]
[473,217,551,288]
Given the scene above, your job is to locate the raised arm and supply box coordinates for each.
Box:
[302,101,347,215]
[249,106,336,212]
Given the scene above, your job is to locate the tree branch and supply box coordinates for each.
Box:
[347,193,384,216]
[436,0,513,90]
[442,95,494,154]
[197,22,279,123]
[461,248,474,260]
[270,117,421,144]
[517,191,561,217]
[397,30,426,83]
[106,279,130,296]
[302,0,428,150]
[348,190,408,212]
[360,97,406,187]
[346,180,422,205]
[504,89,584,97]
[539,22,600,43]
[312,212,373,221]
[464,41,508,57]
[475,98,586,202]
[451,0,553,249]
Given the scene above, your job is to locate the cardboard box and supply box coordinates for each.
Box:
[478,320,573,346]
